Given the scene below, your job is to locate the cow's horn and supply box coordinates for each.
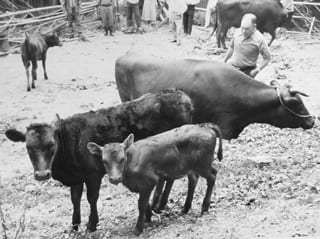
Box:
[289,89,310,97]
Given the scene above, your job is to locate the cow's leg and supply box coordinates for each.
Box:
[31,60,37,89]
[216,24,222,48]
[42,53,48,80]
[182,173,199,214]
[268,31,276,46]
[151,178,165,211]
[135,189,152,236]
[157,179,174,211]
[145,203,152,223]
[24,60,31,91]
[71,183,84,231]
[221,26,228,49]
[201,167,217,214]
[85,177,102,232]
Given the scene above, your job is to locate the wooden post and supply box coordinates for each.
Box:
[0,28,9,52]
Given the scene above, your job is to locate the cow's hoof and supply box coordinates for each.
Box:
[133,227,142,236]
[181,207,190,214]
[27,87,31,92]
[85,228,96,233]
[44,75,48,80]
[71,224,79,231]
[200,208,209,215]
[31,85,35,89]
[86,224,96,233]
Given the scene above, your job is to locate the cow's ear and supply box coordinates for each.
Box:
[87,142,102,157]
[270,80,280,88]
[5,129,26,142]
[123,134,134,150]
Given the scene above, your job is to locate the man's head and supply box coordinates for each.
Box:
[240,13,257,38]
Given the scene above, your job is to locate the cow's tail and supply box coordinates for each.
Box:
[23,33,31,59]
[206,123,223,162]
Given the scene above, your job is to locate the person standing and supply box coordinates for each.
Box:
[203,0,218,28]
[61,0,81,34]
[142,0,157,24]
[99,0,114,36]
[125,0,143,33]
[167,0,187,45]
[224,13,271,78]
[183,0,200,35]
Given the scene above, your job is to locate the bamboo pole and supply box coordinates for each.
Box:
[294,2,320,6]
[0,5,62,19]
[308,17,316,39]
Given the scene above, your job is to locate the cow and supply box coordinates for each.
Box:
[115,53,315,140]
[87,123,223,235]
[21,32,63,91]
[213,0,292,49]
[5,89,193,232]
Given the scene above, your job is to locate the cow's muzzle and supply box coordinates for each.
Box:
[34,170,51,181]
[302,115,316,129]
[109,176,122,185]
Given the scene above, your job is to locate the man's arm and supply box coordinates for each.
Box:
[224,39,234,63]
[250,39,271,77]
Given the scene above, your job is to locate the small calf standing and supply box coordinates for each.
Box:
[87,123,223,235]
[21,32,62,91]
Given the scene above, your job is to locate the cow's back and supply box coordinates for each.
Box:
[115,53,267,128]
[127,124,218,175]
[217,0,285,32]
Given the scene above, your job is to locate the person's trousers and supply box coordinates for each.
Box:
[172,12,183,42]
[234,65,257,77]
[126,2,141,28]
[183,5,195,35]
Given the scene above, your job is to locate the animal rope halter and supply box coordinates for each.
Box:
[275,87,314,119]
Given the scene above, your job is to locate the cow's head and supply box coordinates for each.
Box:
[279,8,293,29]
[45,31,63,47]
[270,82,315,129]
[5,115,61,181]
[87,134,134,185]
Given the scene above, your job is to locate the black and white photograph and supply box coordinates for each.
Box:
[0,0,320,238]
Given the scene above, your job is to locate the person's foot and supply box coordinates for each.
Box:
[170,39,177,43]
[137,27,144,34]
[123,27,134,34]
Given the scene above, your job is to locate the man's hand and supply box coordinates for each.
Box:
[250,68,260,78]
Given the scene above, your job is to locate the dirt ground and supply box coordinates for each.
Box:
[1,22,320,239]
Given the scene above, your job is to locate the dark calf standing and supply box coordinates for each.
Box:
[87,123,223,235]
[5,90,193,232]
[21,32,62,91]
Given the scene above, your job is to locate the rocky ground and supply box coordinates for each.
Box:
[0,22,320,239]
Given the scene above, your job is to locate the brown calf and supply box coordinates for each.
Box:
[21,32,62,91]
[87,123,222,235]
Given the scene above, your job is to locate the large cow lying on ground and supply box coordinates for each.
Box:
[115,53,315,140]
[5,90,193,232]
[87,123,223,235]
[213,0,291,48]
[21,32,63,91]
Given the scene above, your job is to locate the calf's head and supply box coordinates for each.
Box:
[5,117,60,181]
[45,32,63,47]
[87,134,134,185]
